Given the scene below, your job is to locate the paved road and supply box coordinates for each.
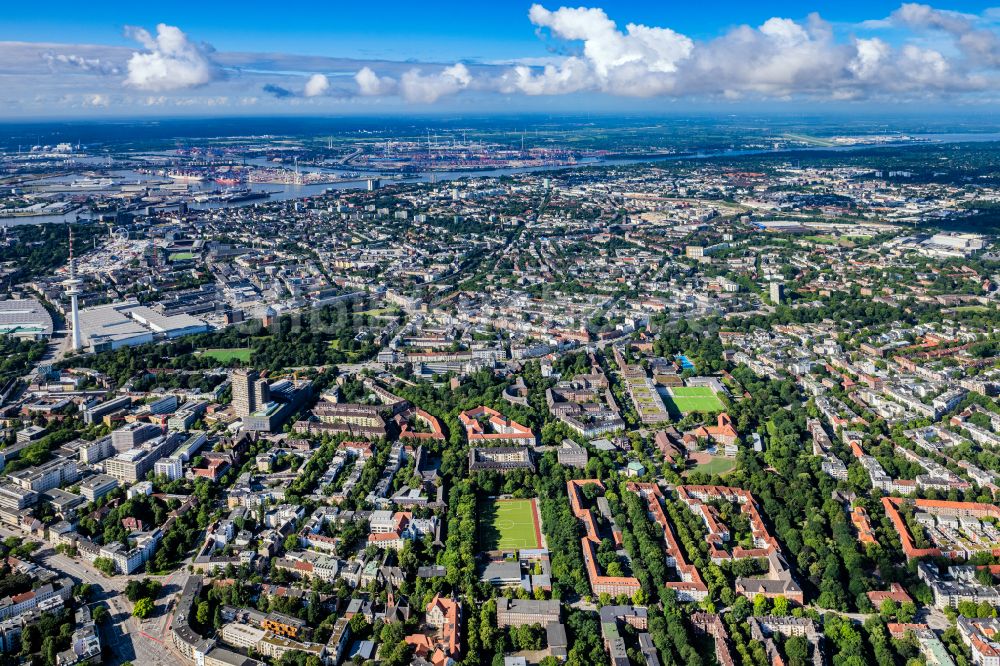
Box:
[801,604,872,624]
[0,527,184,666]
[46,547,185,666]
[920,606,951,632]
[336,361,384,374]
[28,544,168,590]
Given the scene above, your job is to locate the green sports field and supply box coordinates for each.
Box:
[478,498,542,551]
[169,251,195,261]
[201,348,253,363]
[685,456,736,477]
[665,386,725,414]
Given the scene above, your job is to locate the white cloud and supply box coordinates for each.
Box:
[499,57,592,95]
[893,4,974,33]
[503,7,829,97]
[357,63,474,102]
[890,3,1000,66]
[352,3,1000,104]
[680,13,852,97]
[504,4,1000,100]
[8,3,1000,115]
[303,73,330,97]
[43,52,120,75]
[398,64,472,103]
[520,4,693,95]
[124,24,218,92]
[355,66,397,96]
[848,38,891,80]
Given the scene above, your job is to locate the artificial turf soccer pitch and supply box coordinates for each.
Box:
[665,386,726,413]
[479,498,542,551]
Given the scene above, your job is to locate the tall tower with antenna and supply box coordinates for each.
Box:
[65,228,83,352]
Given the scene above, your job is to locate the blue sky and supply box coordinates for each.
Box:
[2,1,1000,117]
[4,1,998,57]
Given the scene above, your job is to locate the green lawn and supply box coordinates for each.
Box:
[665,386,725,414]
[478,498,541,551]
[357,308,397,317]
[686,456,736,477]
[802,235,838,245]
[804,234,868,248]
[169,251,195,261]
[201,348,253,363]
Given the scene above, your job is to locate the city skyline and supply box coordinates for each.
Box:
[3,5,1000,664]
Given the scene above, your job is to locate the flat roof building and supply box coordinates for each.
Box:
[0,297,53,339]
[105,433,182,484]
[77,300,209,353]
[496,598,561,628]
[82,396,132,425]
[0,482,38,510]
[111,422,162,452]
[77,302,153,351]
[16,426,46,444]
[78,474,118,502]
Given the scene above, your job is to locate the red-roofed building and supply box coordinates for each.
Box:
[567,479,641,597]
[121,517,145,532]
[627,482,709,601]
[404,634,453,666]
[339,440,375,458]
[886,623,927,639]
[851,506,878,545]
[867,583,912,607]
[958,617,1000,665]
[399,409,446,442]
[459,406,536,446]
[883,496,1000,560]
[367,532,405,550]
[676,485,780,562]
[684,413,739,449]
[424,594,461,659]
[192,452,233,482]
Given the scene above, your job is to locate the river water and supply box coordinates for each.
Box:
[6,131,1000,226]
